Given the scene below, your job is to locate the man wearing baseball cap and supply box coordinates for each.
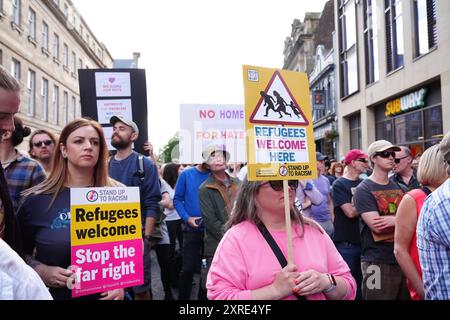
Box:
[354,140,410,300]
[331,149,369,299]
[108,115,162,300]
[417,131,450,299]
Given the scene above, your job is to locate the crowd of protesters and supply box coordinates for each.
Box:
[1,65,450,300]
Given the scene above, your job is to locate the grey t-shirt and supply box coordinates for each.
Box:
[160,178,181,221]
[354,178,404,264]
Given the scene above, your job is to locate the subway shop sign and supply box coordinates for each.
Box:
[385,88,427,117]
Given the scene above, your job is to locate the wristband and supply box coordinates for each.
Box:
[323,273,337,293]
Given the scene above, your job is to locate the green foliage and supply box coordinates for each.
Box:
[158,133,179,163]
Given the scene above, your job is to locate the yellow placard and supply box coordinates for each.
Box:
[243,65,317,181]
[71,203,142,246]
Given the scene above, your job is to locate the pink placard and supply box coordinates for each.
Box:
[71,239,143,297]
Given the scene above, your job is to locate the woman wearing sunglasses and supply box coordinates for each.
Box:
[17,118,124,300]
[206,178,356,300]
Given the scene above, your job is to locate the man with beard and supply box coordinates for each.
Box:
[108,116,162,300]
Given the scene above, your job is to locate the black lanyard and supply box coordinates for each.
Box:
[257,222,306,301]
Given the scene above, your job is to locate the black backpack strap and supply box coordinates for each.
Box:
[135,155,145,182]
[257,223,306,300]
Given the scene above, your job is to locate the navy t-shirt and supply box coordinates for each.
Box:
[332,177,362,244]
[354,179,404,264]
[17,188,100,300]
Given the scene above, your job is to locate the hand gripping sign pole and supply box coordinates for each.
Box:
[243,65,317,264]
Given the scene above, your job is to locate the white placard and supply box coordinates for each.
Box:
[97,99,133,124]
[179,104,247,164]
[95,72,131,97]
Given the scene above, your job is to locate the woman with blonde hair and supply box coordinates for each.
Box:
[206,178,356,300]
[17,118,123,300]
[394,144,449,300]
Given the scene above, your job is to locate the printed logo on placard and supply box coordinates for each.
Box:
[248,69,259,82]
[279,165,288,177]
[86,190,99,203]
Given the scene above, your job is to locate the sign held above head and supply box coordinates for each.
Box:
[243,65,317,182]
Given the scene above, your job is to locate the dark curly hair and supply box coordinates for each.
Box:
[11,116,31,147]
[163,163,180,189]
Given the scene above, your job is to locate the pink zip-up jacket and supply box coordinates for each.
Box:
[206,220,356,300]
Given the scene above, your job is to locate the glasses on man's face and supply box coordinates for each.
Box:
[356,158,368,163]
[394,155,410,164]
[260,180,299,192]
[374,151,396,159]
[33,140,53,148]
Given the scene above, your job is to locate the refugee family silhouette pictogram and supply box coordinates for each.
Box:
[260,90,299,119]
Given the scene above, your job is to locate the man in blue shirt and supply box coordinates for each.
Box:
[174,148,210,300]
[108,116,161,300]
[417,130,450,300]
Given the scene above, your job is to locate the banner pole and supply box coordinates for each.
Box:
[283,180,294,264]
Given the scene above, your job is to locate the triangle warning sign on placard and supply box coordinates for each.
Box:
[249,71,309,126]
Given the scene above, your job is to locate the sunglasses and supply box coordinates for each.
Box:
[356,158,368,163]
[374,151,396,159]
[394,155,410,164]
[33,140,53,148]
[260,180,299,191]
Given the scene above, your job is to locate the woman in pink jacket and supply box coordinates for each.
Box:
[206,178,356,300]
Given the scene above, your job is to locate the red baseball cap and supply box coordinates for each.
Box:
[344,149,368,165]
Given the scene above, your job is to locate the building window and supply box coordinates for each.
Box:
[53,33,60,60]
[11,58,20,80]
[385,0,404,72]
[63,3,68,18]
[326,78,335,114]
[0,49,2,65]
[12,0,21,26]
[28,8,36,40]
[349,113,361,150]
[78,58,83,70]
[63,44,68,67]
[41,21,49,50]
[27,69,36,116]
[52,0,60,7]
[63,91,68,125]
[72,51,76,72]
[364,0,379,84]
[413,0,437,57]
[72,96,77,120]
[338,0,358,98]
[312,88,326,122]
[41,78,48,121]
[52,85,59,124]
[376,105,442,151]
